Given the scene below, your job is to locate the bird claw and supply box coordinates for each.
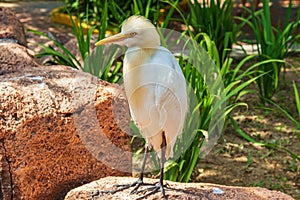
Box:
[129,179,144,194]
[99,179,168,200]
[113,178,142,189]
[134,181,168,200]
[102,178,145,195]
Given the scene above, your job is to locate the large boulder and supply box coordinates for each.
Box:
[0,7,39,73]
[0,43,39,73]
[64,176,295,200]
[0,7,132,200]
[0,67,132,200]
[0,67,131,200]
[0,7,27,47]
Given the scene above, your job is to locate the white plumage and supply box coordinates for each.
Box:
[95,15,188,199]
[123,45,187,159]
[96,16,187,158]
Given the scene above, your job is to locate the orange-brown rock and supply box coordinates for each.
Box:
[0,43,39,73]
[0,8,39,74]
[0,67,132,200]
[0,7,27,47]
[0,6,132,200]
[64,176,295,200]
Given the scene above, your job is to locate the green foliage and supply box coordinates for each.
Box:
[28,29,82,69]
[293,81,300,125]
[31,0,300,186]
[188,0,240,60]
[163,33,267,182]
[157,2,296,181]
[29,2,122,83]
[236,0,300,102]
[263,82,300,130]
[63,0,166,30]
[230,114,300,162]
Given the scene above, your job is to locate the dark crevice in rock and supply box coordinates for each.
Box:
[0,139,13,200]
[0,70,9,76]
[0,168,2,200]
[62,113,73,118]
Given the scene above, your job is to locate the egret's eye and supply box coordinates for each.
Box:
[130,32,137,37]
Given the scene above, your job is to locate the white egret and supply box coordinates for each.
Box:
[96,15,187,199]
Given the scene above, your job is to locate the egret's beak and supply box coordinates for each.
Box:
[95,33,132,46]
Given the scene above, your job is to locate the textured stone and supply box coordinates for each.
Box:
[0,7,132,199]
[0,146,12,200]
[65,176,295,200]
[0,67,132,200]
[0,8,27,47]
[0,43,39,73]
[0,8,39,73]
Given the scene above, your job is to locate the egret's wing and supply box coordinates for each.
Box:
[123,46,187,158]
[152,47,187,115]
[151,47,188,158]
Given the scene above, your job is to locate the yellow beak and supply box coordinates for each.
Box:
[95,33,132,46]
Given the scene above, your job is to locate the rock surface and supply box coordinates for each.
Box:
[0,67,132,200]
[0,7,39,73]
[0,7,27,47]
[0,43,39,73]
[0,7,132,200]
[65,176,295,200]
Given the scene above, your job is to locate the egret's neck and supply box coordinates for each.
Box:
[123,46,159,74]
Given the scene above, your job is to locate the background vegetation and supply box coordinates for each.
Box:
[32,0,300,198]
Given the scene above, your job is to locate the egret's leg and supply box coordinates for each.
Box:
[109,145,150,194]
[159,132,167,199]
[159,131,167,198]
[129,145,150,193]
[139,144,150,181]
[135,131,168,200]
[97,134,168,200]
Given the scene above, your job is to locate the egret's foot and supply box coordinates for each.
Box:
[99,179,168,200]
[102,178,149,195]
[135,182,168,200]
[114,178,145,194]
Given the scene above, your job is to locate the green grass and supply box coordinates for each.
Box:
[63,0,167,30]
[29,2,123,83]
[30,0,300,185]
[188,0,241,62]
[236,0,300,102]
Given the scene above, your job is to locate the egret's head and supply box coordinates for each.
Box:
[95,16,161,48]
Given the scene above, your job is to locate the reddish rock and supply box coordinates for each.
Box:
[0,6,132,200]
[0,67,132,200]
[0,44,39,73]
[0,146,12,200]
[0,7,39,73]
[65,176,295,200]
[0,8,27,47]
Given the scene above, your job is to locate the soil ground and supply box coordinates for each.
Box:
[1,0,299,199]
[194,59,300,199]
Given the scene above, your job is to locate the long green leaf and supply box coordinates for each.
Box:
[293,81,300,120]
[230,115,300,161]
[264,98,300,128]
